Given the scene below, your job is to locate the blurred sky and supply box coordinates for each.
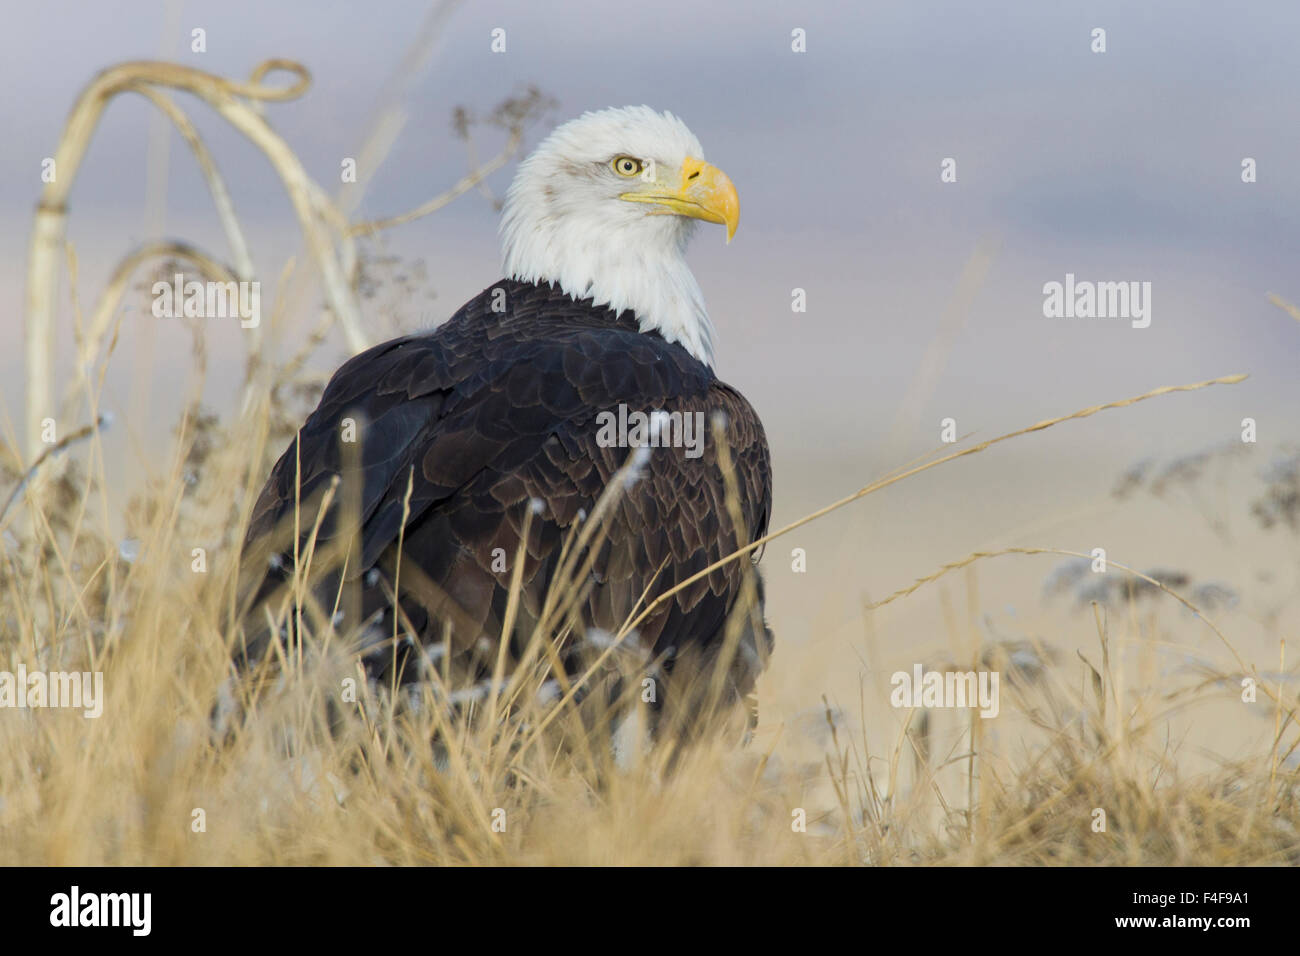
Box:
[2,1,1298,673]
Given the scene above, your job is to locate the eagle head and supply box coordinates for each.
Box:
[500,106,739,368]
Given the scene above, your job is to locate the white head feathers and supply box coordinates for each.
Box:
[500,106,725,367]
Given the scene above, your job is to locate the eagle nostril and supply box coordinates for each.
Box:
[687,170,700,180]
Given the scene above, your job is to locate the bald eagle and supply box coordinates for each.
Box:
[237,107,773,741]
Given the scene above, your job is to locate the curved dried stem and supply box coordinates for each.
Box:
[348,129,523,238]
[0,416,108,532]
[122,82,255,280]
[72,240,237,400]
[25,59,363,462]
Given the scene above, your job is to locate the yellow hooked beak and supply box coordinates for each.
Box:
[619,156,740,242]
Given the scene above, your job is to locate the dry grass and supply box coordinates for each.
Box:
[2,359,1296,865]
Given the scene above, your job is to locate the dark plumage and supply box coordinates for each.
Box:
[236,279,773,735]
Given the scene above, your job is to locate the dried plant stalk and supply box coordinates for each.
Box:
[24,59,363,463]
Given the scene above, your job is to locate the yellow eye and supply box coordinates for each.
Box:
[611,155,643,177]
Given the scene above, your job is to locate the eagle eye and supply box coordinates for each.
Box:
[611,155,644,177]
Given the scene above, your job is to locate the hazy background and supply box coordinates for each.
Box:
[2,1,1297,763]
